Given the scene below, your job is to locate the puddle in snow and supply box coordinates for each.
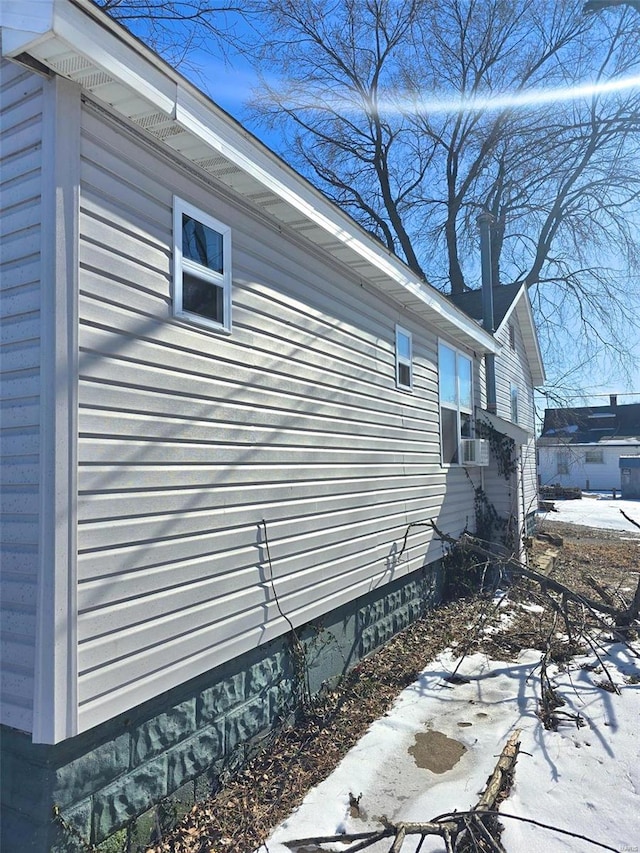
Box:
[408,729,466,773]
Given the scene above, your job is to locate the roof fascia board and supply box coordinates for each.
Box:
[519,291,545,384]
[56,0,175,114]
[0,0,53,33]
[1,0,176,115]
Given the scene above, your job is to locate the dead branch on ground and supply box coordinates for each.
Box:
[429,521,640,644]
[285,728,622,852]
[620,509,640,530]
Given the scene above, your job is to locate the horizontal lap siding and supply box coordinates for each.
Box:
[0,60,43,732]
[76,106,464,730]
[495,318,538,520]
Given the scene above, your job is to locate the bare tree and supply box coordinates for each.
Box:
[93,0,254,65]
[97,0,640,387]
[245,0,640,385]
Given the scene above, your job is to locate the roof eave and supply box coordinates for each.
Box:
[1,0,499,355]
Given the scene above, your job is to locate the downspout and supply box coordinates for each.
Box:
[477,212,497,414]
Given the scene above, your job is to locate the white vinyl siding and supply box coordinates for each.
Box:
[493,315,534,435]
[494,314,538,521]
[74,104,481,731]
[0,59,44,732]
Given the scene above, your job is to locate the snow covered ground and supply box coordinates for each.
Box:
[537,494,640,534]
[259,506,640,853]
[260,645,639,853]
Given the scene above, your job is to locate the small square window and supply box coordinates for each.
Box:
[395,326,413,390]
[173,197,232,333]
[585,449,604,464]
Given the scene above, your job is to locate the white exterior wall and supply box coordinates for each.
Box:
[494,312,535,434]
[0,58,43,732]
[538,443,640,491]
[74,102,480,732]
[1,63,80,742]
[495,313,538,522]
[475,308,539,543]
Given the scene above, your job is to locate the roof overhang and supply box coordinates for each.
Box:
[478,409,533,445]
[494,284,545,386]
[0,0,500,355]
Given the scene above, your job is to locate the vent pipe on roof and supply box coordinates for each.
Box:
[478,212,497,414]
[610,394,618,408]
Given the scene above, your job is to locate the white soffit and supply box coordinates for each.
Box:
[479,410,533,445]
[1,0,499,354]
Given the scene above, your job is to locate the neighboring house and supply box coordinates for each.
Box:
[538,399,640,491]
[0,0,544,849]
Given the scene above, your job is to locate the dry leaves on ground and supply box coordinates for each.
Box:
[148,521,639,853]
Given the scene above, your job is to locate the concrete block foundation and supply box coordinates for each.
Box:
[1,561,443,852]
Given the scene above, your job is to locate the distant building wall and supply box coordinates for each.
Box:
[538,443,640,492]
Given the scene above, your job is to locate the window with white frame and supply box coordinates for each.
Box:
[510,384,519,424]
[395,326,413,390]
[438,341,473,464]
[585,449,604,464]
[173,197,232,332]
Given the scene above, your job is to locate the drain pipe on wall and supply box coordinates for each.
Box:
[477,212,497,414]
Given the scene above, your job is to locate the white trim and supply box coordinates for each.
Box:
[173,196,232,334]
[33,73,80,744]
[494,285,545,385]
[395,325,413,391]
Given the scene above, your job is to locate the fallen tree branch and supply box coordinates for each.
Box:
[433,810,622,852]
[476,729,521,811]
[286,732,521,852]
[428,519,640,643]
[620,509,640,530]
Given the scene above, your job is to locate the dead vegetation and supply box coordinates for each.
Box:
[148,520,640,853]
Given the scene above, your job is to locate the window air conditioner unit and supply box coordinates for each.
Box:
[461,438,490,466]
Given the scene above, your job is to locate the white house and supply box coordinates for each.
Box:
[538,399,640,492]
[0,0,544,848]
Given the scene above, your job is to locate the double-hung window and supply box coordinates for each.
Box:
[395,326,413,390]
[173,197,232,333]
[439,342,472,464]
